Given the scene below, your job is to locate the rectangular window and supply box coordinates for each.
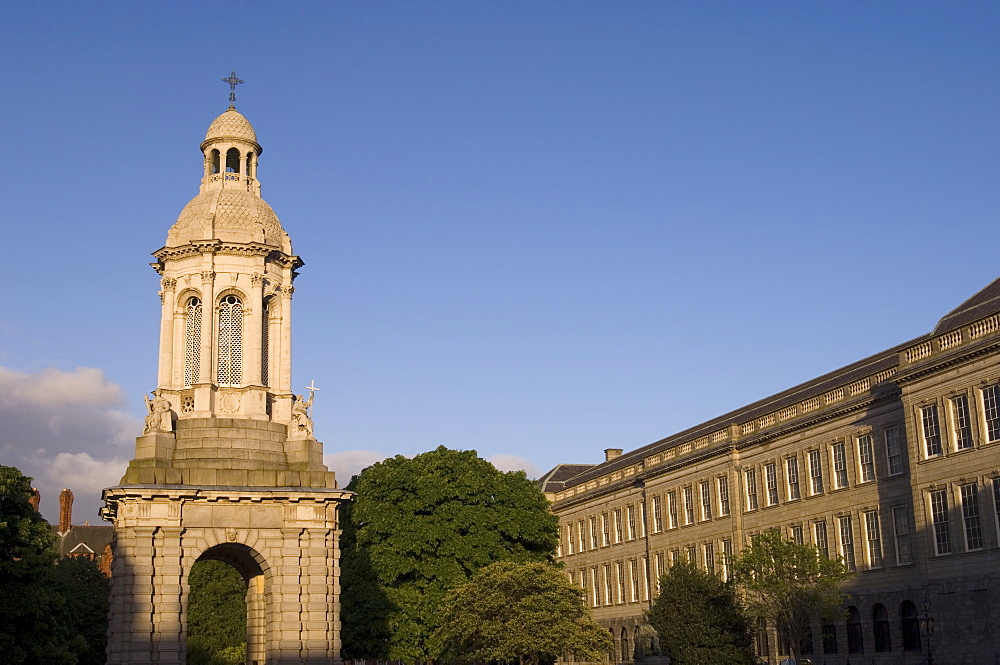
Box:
[601,513,610,547]
[639,501,646,537]
[814,520,829,558]
[626,505,636,540]
[654,553,664,593]
[704,542,715,576]
[790,524,804,545]
[984,384,1000,442]
[614,508,623,543]
[630,559,640,601]
[864,510,882,568]
[578,520,586,553]
[616,562,626,602]
[764,463,779,506]
[604,564,614,605]
[687,545,697,566]
[822,625,838,654]
[718,476,731,516]
[786,456,801,500]
[884,427,904,476]
[838,515,856,572]
[809,449,824,494]
[652,495,663,533]
[591,567,600,607]
[930,488,952,554]
[565,524,574,555]
[922,404,943,456]
[641,556,649,599]
[745,468,759,511]
[700,481,712,521]
[669,549,680,565]
[857,434,875,483]
[891,505,912,565]
[960,483,984,550]
[952,394,974,450]
[590,516,598,549]
[994,478,1000,538]
[667,491,678,529]
[722,539,733,582]
[683,487,695,525]
[832,442,848,489]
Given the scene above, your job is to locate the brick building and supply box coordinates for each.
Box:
[542,277,1000,665]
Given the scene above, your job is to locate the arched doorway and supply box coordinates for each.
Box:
[189,543,269,665]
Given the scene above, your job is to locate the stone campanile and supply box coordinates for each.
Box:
[103,98,352,665]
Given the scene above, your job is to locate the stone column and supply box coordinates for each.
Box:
[301,528,333,663]
[157,278,177,389]
[275,527,305,660]
[151,527,185,664]
[246,573,267,664]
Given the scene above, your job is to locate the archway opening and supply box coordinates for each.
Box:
[188,543,266,665]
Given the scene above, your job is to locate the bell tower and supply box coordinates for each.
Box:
[103,86,352,665]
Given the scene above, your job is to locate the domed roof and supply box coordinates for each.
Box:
[167,188,291,252]
[204,108,257,144]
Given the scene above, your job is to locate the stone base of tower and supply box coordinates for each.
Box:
[121,418,336,488]
[102,485,352,665]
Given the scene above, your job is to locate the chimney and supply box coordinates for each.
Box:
[604,448,623,462]
[29,487,41,512]
[59,489,74,533]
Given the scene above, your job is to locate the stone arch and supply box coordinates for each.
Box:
[187,540,272,665]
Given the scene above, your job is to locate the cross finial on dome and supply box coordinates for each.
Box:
[222,71,244,109]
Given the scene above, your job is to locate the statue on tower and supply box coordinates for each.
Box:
[143,391,173,434]
[291,381,318,438]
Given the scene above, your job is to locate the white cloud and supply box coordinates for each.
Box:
[0,365,140,525]
[488,453,542,478]
[324,449,391,486]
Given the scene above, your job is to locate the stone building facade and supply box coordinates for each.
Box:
[543,278,1000,665]
[102,104,352,665]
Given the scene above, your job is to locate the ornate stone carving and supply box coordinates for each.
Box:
[291,392,314,437]
[250,273,264,286]
[226,527,239,542]
[143,391,173,435]
[219,393,241,414]
[161,277,178,290]
[200,270,216,282]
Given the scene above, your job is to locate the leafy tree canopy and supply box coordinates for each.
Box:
[186,559,247,665]
[0,465,99,665]
[647,559,756,665]
[341,446,559,664]
[732,529,853,663]
[434,561,613,665]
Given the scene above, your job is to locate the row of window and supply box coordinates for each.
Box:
[561,429,909,558]
[565,480,1000,578]
[207,147,256,176]
[919,384,1000,458]
[181,293,273,388]
[757,601,926,657]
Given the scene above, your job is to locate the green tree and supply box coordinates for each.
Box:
[434,561,613,665]
[646,559,756,665]
[49,555,110,665]
[732,529,853,663]
[187,559,247,665]
[341,446,559,664]
[0,465,82,665]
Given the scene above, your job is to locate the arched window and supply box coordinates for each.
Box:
[184,297,202,387]
[210,149,221,174]
[755,617,769,660]
[261,297,271,387]
[900,601,921,652]
[873,603,891,652]
[245,152,254,178]
[218,295,243,385]
[847,606,864,653]
[608,629,615,663]
[226,148,241,173]
[620,627,629,663]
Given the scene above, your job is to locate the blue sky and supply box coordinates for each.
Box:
[1,2,997,524]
